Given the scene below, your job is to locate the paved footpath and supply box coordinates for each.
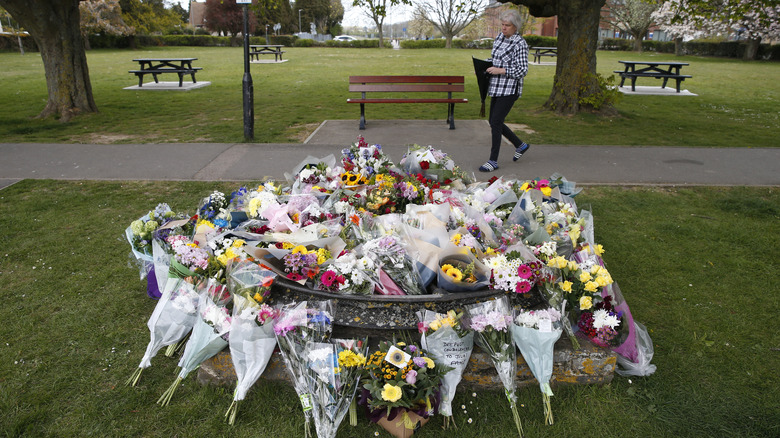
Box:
[1,120,778,189]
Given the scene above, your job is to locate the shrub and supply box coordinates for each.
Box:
[400,39,446,49]
[0,33,38,52]
[523,35,557,48]
[269,35,297,46]
[294,38,314,47]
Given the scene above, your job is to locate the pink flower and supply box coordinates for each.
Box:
[537,179,550,188]
[517,264,532,279]
[515,280,532,294]
[405,369,418,384]
[320,270,337,287]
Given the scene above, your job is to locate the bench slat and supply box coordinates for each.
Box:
[348,98,468,104]
[349,84,465,93]
[349,75,464,84]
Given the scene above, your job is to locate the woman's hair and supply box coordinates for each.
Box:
[499,9,523,32]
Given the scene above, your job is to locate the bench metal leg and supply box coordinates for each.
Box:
[359,103,366,130]
[177,72,185,87]
[447,103,455,129]
[137,73,143,87]
[151,73,159,84]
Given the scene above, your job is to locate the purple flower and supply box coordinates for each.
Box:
[413,357,427,368]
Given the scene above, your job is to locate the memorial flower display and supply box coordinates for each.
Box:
[123,136,655,429]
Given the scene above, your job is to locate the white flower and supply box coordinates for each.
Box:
[592,309,620,329]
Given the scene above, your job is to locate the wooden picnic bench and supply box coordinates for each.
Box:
[129,58,202,87]
[249,45,286,62]
[614,60,692,93]
[347,75,468,130]
[530,46,557,63]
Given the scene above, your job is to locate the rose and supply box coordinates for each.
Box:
[405,369,418,384]
[420,161,430,170]
[579,295,593,310]
[381,383,403,402]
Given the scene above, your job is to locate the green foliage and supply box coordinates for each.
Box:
[599,38,780,61]
[522,35,558,48]
[294,38,315,47]
[400,38,447,49]
[578,73,622,111]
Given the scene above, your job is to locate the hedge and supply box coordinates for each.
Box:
[0,33,38,52]
[599,38,779,61]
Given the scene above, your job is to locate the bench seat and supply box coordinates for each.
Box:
[348,75,468,130]
[129,67,202,87]
[614,70,692,92]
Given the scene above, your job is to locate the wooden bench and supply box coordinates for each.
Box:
[614,61,692,93]
[129,58,202,88]
[530,46,557,63]
[347,75,468,130]
[129,67,202,87]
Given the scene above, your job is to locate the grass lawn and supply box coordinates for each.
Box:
[0,180,778,437]
[0,46,777,146]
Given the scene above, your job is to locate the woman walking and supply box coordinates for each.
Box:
[479,9,531,173]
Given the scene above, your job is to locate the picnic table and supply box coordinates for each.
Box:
[249,45,286,62]
[530,46,557,64]
[128,58,202,87]
[615,60,692,93]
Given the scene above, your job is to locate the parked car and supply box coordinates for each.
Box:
[334,35,357,41]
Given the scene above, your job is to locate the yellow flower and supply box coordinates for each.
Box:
[444,266,463,282]
[281,242,294,250]
[590,265,602,275]
[547,256,568,269]
[541,186,552,197]
[253,292,264,303]
[580,296,593,310]
[429,319,442,331]
[559,280,573,293]
[567,260,579,271]
[569,224,581,244]
[596,275,610,287]
[584,281,599,293]
[594,244,605,256]
[450,233,462,246]
[232,239,246,248]
[291,245,308,255]
[381,384,403,403]
[520,182,530,191]
[579,271,592,282]
[441,264,454,272]
[422,357,435,369]
[248,198,262,218]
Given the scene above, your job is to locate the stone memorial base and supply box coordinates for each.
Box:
[197,334,616,390]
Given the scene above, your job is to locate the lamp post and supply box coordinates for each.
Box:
[237,0,253,140]
[298,9,303,35]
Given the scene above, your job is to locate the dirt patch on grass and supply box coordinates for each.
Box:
[506,123,536,135]
[285,122,322,142]
[70,133,158,144]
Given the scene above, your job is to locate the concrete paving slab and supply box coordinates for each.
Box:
[123,81,211,91]
[250,59,289,64]
[618,85,697,96]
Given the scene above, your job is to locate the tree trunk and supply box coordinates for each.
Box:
[542,0,606,114]
[744,37,761,61]
[0,0,98,122]
[674,37,682,56]
[633,36,642,52]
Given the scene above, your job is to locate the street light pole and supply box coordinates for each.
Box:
[298,9,303,35]
[238,1,253,140]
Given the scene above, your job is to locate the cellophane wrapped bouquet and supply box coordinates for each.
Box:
[511,307,563,425]
[125,269,200,387]
[157,278,232,406]
[224,259,278,425]
[274,300,334,438]
[417,309,474,428]
[463,296,524,437]
[304,339,368,438]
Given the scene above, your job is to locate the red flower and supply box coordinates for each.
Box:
[515,280,532,294]
[420,161,430,170]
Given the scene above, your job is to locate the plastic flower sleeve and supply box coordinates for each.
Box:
[417,310,474,418]
[158,279,232,407]
[437,247,491,293]
[615,321,657,377]
[463,297,523,437]
[511,316,562,425]
[126,277,200,386]
[225,295,277,425]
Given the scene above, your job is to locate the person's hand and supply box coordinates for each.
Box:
[487,66,506,75]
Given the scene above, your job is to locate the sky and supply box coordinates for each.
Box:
[167,0,414,28]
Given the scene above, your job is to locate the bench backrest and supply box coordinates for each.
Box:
[349,76,465,94]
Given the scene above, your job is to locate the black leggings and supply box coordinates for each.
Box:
[488,94,523,162]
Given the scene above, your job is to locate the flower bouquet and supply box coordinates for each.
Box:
[363,235,426,295]
[399,144,473,185]
[125,274,200,387]
[223,259,278,425]
[463,296,524,437]
[317,249,377,295]
[485,249,546,295]
[224,296,277,425]
[304,339,368,438]
[157,278,232,406]
[511,307,563,425]
[417,309,474,429]
[360,339,451,438]
[274,300,334,438]
[437,248,490,293]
